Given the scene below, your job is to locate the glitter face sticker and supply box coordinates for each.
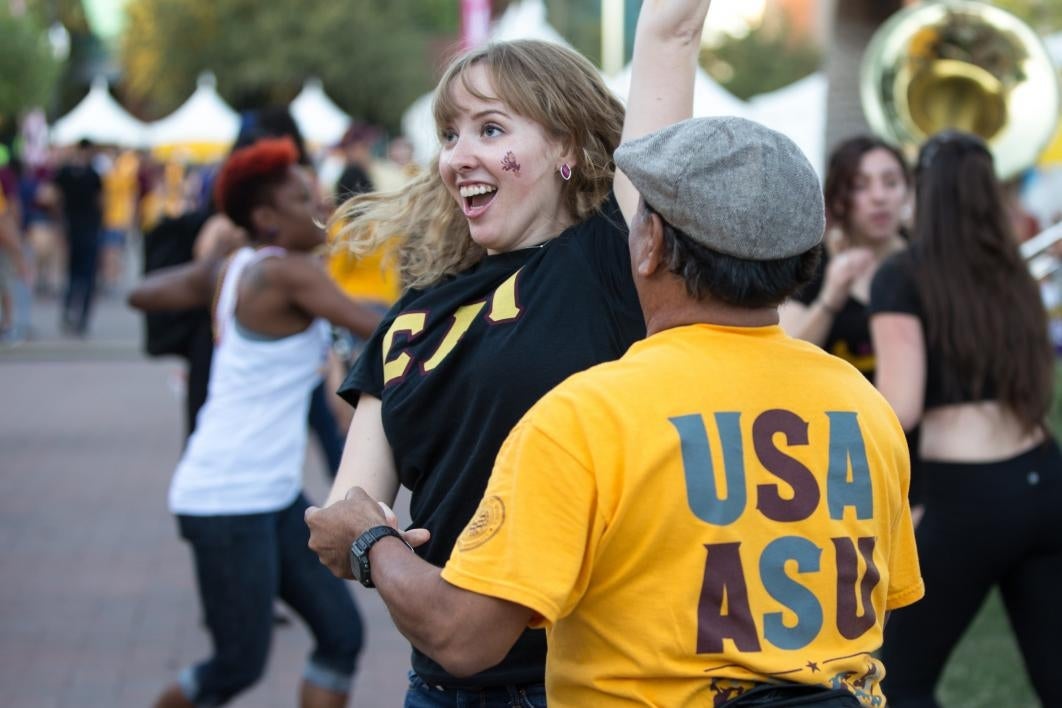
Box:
[501,151,521,175]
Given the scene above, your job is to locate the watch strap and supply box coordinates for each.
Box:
[350,525,411,588]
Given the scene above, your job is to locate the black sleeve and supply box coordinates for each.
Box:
[868,252,921,317]
[336,294,412,405]
[792,253,825,305]
[568,193,635,305]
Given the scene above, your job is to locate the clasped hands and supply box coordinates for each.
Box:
[306,487,430,580]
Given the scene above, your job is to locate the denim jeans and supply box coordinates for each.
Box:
[308,382,343,477]
[177,494,362,705]
[62,247,97,334]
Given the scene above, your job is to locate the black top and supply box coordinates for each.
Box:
[869,250,997,409]
[794,254,875,379]
[339,197,645,687]
[335,164,374,201]
[54,163,103,238]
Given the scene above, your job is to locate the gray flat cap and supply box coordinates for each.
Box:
[614,117,825,260]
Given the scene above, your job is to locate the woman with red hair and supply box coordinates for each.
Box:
[130,137,380,708]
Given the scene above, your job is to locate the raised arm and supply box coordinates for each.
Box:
[279,256,382,339]
[614,0,713,224]
[779,248,875,345]
[127,257,219,312]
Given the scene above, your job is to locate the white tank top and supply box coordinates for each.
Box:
[169,246,331,515]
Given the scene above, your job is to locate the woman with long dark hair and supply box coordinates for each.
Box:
[870,131,1062,706]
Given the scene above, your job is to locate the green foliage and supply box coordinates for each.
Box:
[1049,361,1062,436]
[545,0,603,66]
[939,590,1037,707]
[121,0,460,130]
[990,0,1062,33]
[20,0,91,35]
[0,12,62,119]
[700,15,821,101]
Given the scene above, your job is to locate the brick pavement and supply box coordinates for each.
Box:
[1,292,413,707]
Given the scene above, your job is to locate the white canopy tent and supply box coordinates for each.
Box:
[401,92,438,167]
[290,78,351,149]
[749,72,827,179]
[607,66,829,179]
[401,0,577,165]
[1044,31,1062,66]
[490,0,575,47]
[148,72,240,162]
[605,63,750,120]
[51,77,149,148]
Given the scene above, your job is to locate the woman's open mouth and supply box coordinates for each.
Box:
[459,184,498,218]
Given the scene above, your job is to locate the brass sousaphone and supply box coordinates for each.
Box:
[861,0,1061,180]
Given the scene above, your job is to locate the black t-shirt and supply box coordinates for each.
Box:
[339,198,645,687]
[794,253,875,379]
[335,164,373,200]
[869,250,997,409]
[54,163,103,239]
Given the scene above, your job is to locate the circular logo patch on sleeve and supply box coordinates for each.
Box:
[457,496,506,551]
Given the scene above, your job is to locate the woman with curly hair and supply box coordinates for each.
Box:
[131,137,380,708]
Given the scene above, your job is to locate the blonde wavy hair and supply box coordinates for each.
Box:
[329,40,625,290]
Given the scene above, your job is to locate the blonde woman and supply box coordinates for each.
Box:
[306,1,713,705]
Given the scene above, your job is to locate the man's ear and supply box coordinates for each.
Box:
[635,210,666,278]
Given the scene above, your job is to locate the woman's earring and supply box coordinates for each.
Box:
[560,163,572,181]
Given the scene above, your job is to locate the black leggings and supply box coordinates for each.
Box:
[881,440,1062,707]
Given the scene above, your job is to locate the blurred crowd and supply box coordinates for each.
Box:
[0,113,420,347]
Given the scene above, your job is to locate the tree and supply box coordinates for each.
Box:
[823,0,903,151]
[0,11,62,123]
[17,0,102,120]
[700,14,822,101]
[545,0,604,66]
[121,0,462,130]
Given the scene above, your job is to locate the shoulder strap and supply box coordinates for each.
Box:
[212,246,290,342]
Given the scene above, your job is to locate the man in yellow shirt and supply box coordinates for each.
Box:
[100,149,140,291]
[308,113,923,707]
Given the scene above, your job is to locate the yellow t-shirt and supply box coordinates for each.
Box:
[443,323,923,707]
[163,161,186,219]
[326,221,401,307]
[103,151,139,230]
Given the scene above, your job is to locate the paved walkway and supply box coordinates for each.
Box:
[1,286,412,706]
